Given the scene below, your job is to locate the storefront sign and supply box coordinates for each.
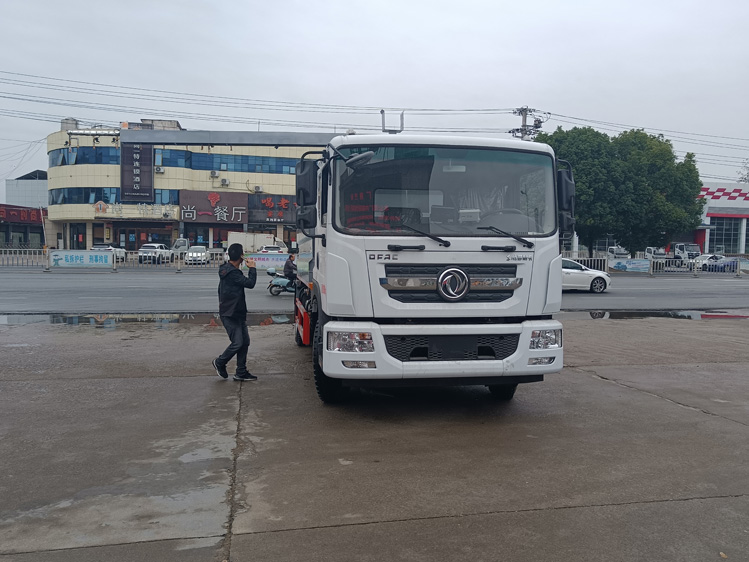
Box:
[0,204,45,224]
[121,143,154,202]
[179,191,249,224]
[247,194,296,224]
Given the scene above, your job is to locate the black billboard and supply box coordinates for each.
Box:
[120,144,154,202]
[247,194,296,224]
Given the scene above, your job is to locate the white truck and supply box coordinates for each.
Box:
[668,242,702,267]
[291,133,575,403]
[226,232,283,253]
[607,245,630,259]
[644,247,666,260]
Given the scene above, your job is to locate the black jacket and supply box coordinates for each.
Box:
[218,262,257,319]
[283,257,297,278]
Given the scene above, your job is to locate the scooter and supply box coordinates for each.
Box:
[266,268,295,296]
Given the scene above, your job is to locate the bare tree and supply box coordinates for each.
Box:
[739,160,749,183]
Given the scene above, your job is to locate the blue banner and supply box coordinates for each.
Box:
[50,250,112,268]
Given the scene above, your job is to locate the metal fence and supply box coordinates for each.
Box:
[0,249,229,271]
[0,249,48,267]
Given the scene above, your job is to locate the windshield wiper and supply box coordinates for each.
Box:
[398,224,451,247]
[477,226,534,248]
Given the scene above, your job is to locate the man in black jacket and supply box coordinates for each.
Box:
[213,243,258,381]
[283,252,297,285]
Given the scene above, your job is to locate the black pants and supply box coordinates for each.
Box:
[217,316,250,375]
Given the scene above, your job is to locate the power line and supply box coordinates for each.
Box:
[0,70,516,115]
[550,112,749,143]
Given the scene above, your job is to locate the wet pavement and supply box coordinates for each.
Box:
[1,314,748,561]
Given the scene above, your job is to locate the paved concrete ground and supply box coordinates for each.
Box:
[1,315,748,561]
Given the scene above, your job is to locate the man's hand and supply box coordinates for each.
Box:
[244,258,256,268]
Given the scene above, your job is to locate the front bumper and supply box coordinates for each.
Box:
[321,319,563,380]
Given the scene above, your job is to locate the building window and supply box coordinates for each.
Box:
[709,217,741,254]
[49,147,299,174]
[48,147,120,167]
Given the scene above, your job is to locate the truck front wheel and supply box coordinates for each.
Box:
[313,321,347,404]
[487,383,518,400]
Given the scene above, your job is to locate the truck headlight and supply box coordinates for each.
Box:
[529,329,562,349]
[327,332,374,353]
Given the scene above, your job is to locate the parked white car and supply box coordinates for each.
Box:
[90,243,126,262]
[184,246,209,265]
[692,253,724,270]
[562,258,612,293]
[138,243,173,264]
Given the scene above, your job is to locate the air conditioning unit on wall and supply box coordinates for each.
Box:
[221,178,230,186]
[154,166,165,173]
[254,185,263,193]
[210,170,220,178]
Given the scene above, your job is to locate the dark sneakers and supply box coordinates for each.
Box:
[212,359,229,379]
[233,372,258,382]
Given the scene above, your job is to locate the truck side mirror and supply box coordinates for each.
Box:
[559,212,575,235]
[556,161,576,236]
[296,159,317,206]
[556,165,575,213]
[296,205,317,230]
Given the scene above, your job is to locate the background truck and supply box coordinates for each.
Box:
[644,247,666,260]
[226,232,285,253]
[607,245,630,259]
[667,242,702,267]
[291,133,575,403]
[171,237,189,258]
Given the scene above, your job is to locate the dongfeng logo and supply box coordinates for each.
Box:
[437,267,469,302]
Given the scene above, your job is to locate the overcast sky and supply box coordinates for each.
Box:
[1,0,747,183]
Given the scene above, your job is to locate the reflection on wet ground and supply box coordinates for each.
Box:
[0,312,293,328]
[1,309,749,327]
[561,309,749,320]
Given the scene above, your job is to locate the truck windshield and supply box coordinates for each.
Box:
[333,145,556,237]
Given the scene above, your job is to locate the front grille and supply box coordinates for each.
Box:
[381,263,521,303]
[385,264,517,276]
[389,292,513,304]
[384,334,520,362]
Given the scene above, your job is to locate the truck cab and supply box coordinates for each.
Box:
[171,238,189,258]
[644,247,666,259]
[293,134,575,403]
[671,242,701,267]
[607,245,630,259]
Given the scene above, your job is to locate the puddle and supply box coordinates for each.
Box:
[560,310,749,321]
[0,312,293,328]
[3,310,748,328]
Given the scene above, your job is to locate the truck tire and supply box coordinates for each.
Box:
[487,383,518,400]
[312,321,347,404]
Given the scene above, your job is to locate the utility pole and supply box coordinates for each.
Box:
[510,107,550,141]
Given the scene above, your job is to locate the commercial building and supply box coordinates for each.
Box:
[1,171,48,248]
[46,118,334,250]
[2,170,48,207]
[0,203,47,248]
[699,182,749,254]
